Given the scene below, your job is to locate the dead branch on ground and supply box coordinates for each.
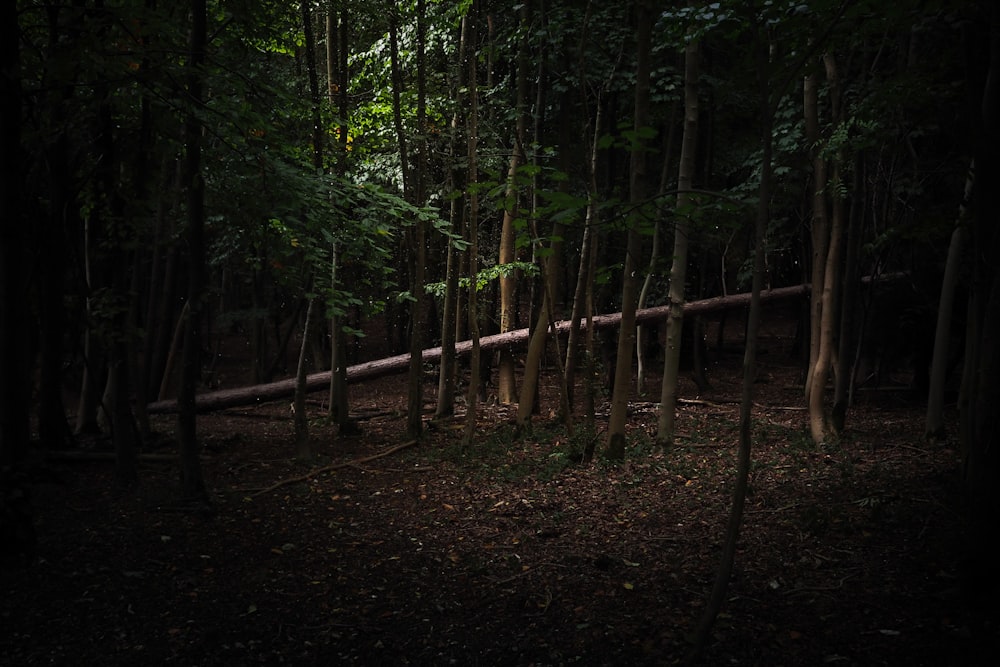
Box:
[249,440,418,497]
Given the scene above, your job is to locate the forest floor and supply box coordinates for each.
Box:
[2,313,998,666]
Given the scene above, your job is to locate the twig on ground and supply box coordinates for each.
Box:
[249,440,418,497]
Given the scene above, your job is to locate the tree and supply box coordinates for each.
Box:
[958,0,1000,607]
[1,0,35,569]
[683,1,849,658]
[461,4,482,449]
[605,0,652,460]
[294,294,318,460]
[497,2,531,406]
[177,0,209,503]
[389,0,431,440]
[656,37,700,448]
[804,53,846,445]
[291,0,325,461]
[328,2,356,434]
[925,160,973,439]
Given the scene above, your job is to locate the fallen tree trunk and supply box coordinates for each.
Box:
[147,284,809,414]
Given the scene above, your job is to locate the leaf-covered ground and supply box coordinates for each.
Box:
[3,317,997,665]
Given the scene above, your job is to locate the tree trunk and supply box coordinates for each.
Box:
[925,159,973,439]
[461,7,481,449]
[75,285,106,435]
[294,296,316,460]
[960,3,1000,607]
[435,210,460,419]
[803,66,828,402]
[147,286,809,415]
[0,0,36,568]
[403,0,429,439]
[657,38,700,448]
[301,0,323,172]
[177,0,208,503]
[686,33,775,665]
[636,100,679,393]
[497,3,530,406]
[606,0,652,460]
[328,5,354,431]
[435,9,468,420]
[808,53,845,444]
[832,152,864,432]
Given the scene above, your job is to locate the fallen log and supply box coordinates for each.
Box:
[147,284,808,414]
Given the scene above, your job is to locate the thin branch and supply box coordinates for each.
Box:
[249,440,418,497]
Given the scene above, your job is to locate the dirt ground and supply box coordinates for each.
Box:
[2,312,997,666]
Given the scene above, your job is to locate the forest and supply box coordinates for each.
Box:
[1,0,999,664]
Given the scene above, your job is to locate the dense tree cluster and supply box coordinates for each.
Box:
[2,0,997,631]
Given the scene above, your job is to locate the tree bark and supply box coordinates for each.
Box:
[328,5,354,431]
[925,159,973,438]
[461,6,481,449]
[960,2,1000,607]
[832,152,864,432]
[38,6,78,451]
[636,100,678,394]
[606,0,652,460]
[497,3,530,406]
[177,0,208,503]
[403,0,429,439]
[564,100,602,412]
[0,0,36,568]
[435,7,468,420]
[294,296,316,460]
[808,53,845,444]
[657,38,700,448]
[301,0,323,172]
[803,65,828,402]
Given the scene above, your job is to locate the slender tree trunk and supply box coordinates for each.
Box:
[326,10,336,105]
[803,66,828,401]
[960,4,1000,605]
[515,197,568,429]
[808,53,845,444]
[297,2,329,446]
[435,11,467,419]
[564,101,602,412]
[88,35,139,487]
[530,214,573,432]
[606,0,651,460]
[402,0,429,439]
[177,0,208,503]
[832,152,864,432]
[462,7,481,449]
[686,34,774,664]
[0,0,36,568]
[128,80,155,444]
[294,296,316,460]
[635,101,678,394]
[328,244,352,429]
[522,10,551,420]
[301,0,323,171]
[76,228,106,436]
[497,3,530,405]
[328,5,354,431]
[925,159,973,439]
[388,8,410,198]
[39,142,72,449]
[657,38,700,448]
